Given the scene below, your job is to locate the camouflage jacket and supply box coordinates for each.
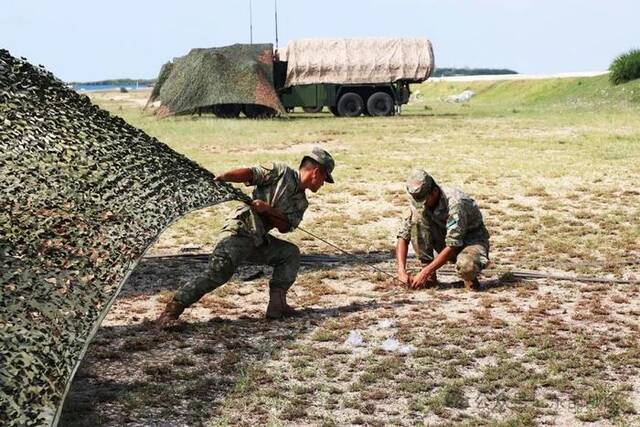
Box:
[397,186,489,248]
[222,163,308,243]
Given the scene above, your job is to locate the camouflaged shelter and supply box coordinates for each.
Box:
[148,43,284,118]
[0,50,251,426]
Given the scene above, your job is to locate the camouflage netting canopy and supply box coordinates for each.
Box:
[0,50,249,426]
[148,43,284,116]
[284,38,435,87]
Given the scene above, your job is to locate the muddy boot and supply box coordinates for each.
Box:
[463,278,481,291]
[156,300,186,328]
[266,288,297,320]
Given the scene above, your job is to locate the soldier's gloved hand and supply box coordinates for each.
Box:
[251,200,270,214]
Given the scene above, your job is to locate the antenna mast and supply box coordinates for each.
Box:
[249,0,253,44]
[274,0,279,51]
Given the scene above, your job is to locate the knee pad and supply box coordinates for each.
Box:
[456,255,477,279]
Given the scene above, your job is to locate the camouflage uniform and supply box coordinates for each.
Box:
[398,175,490,282]
[173,162,308,307]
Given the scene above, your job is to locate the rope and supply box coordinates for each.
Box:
[229,190,410,286]
[295,225,409,287]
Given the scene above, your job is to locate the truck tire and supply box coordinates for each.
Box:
[337,92,364,117]
[329,106,340,117]
[213,104,241,118]
[242,104,277,119]
[366,92,394,116]
[302,106,323,113]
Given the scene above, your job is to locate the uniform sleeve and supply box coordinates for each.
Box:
[396,208,413,241]
[445,201,468,247]
[281,197,308,232]
[247,163,281,187]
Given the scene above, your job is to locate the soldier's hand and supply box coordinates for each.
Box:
[411,267,434,290]
[398,270,412,288]
[251,200,270,214]
[214,175,225,182]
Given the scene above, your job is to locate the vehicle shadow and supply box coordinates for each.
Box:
[281,112,464,120]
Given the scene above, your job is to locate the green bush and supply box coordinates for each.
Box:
[609,49,640,85]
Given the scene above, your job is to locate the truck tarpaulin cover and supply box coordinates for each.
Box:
[0,50,248,426]
[148,43,284,116]
[284,38,435,87]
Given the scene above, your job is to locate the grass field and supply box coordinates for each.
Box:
[61,76,640,426]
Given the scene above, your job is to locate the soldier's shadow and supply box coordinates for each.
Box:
[59,296,419,426]
[430,276,518,292]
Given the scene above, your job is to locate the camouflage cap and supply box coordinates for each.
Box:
[406,169,436,202]
[302,146,335,183]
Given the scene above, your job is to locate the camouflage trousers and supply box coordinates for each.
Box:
[411,222,489,281]
[173,231,300,307]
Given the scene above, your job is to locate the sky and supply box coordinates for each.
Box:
[1,0,639,82]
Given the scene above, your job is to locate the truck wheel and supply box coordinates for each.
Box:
[213,104,241,118]
[243,104,277,119]
[366,92,394,116]
[329,106,340,117]
[337,92,364,117]
[302,106,323,113]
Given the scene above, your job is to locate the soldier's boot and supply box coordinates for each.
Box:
[156,300,186,328]
[457,252,481,291]
[266,288,297,320]
[156,265,233,328]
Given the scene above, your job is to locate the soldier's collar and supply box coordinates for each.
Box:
[293,168,305,193]
[434,187,448,215]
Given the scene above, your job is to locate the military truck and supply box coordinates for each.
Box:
[148,38,434,118]
[276,38,434,117]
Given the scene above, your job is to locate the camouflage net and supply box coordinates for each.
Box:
[145,61,174,109]
[148,43,284,116]
[0,50,249,426]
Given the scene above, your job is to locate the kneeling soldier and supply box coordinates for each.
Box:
[158,147,335,325]
[396,169,490,290]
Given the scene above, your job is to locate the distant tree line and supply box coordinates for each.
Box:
[68,78,156,86]
[433,68,518,77]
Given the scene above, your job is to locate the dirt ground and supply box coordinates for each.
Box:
[60,249,640,426]
[59,86,640,426]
